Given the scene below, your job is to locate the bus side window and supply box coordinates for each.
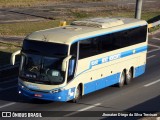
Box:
[79,38,100,59]
[101,34,115,52]
[67,42,78,82]
[113,31,128,48]
[70,42,78,57]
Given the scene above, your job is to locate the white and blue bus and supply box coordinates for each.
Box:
[11,17,148,102]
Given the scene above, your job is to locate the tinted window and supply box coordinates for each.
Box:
[79,25,147,59]
[79,38,100,59]
[70,42,78,57]
[22,40,68,57]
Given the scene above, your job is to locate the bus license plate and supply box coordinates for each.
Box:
[34,94,42,97]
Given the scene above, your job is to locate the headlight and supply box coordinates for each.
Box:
[49,88,65,93]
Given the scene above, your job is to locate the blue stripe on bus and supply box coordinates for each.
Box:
[84,73,120,95]
[72,24,147,44]
[90,46,147,68]
[76,45,147,77]
[135,46,148,53]
[134,65,146,77]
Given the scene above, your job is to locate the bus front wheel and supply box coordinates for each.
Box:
[72,85,81,103]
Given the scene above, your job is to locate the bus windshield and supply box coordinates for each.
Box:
[19,40,68,85]
[22,40,68,57]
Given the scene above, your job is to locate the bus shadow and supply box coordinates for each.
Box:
[147,15,160,23]
[0,86,53,104]
[1,9,54,20]
[0,51,20,81]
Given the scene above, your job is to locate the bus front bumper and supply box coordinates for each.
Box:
[18,85,75,102]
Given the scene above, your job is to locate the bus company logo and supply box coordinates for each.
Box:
[102,57,109,63]
[68,88,74,97]
[90,53,121,67]
[109,53,121,61]
[2,112,11,117]
[91,60,99,66]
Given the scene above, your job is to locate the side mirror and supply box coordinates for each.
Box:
[61,55,72,71]
[10,50,21,65]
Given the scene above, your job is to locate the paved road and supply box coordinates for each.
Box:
[0,36,23,42]
[0,0,160,23]
[0,36,160,120]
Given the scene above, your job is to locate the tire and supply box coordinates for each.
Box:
[72,85,81,103]
[118,71,125,88]
[125,69,133,85]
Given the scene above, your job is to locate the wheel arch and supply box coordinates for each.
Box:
[130,66,134,78]
[74,83,83,97]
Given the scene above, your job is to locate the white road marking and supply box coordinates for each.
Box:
[0,78,17,85]
[144,79,160,87]
[64,103,101,117]
[148,44,160,48]
[148,48,160,53]
[147,55,156,59]
[0,86,17,92]
[128,3,136,5]
[153,37,160,41]
[0,102,16,109]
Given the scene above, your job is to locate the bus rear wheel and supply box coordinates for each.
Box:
[118,71,125,88]
[125,68,133,85]
[72,85,81,103]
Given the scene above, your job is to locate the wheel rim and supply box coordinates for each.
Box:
[75,87,80,100]
[127,70,132,80]
[120,72,125,84]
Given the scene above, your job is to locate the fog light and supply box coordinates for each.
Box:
[58,97,61,99]
[19,91,21,94]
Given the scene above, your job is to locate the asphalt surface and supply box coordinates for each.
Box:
[0,35,160,120]
[0,36,23,42]
[0,0,160,23]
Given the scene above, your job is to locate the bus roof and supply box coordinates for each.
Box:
[25,17,147,45]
